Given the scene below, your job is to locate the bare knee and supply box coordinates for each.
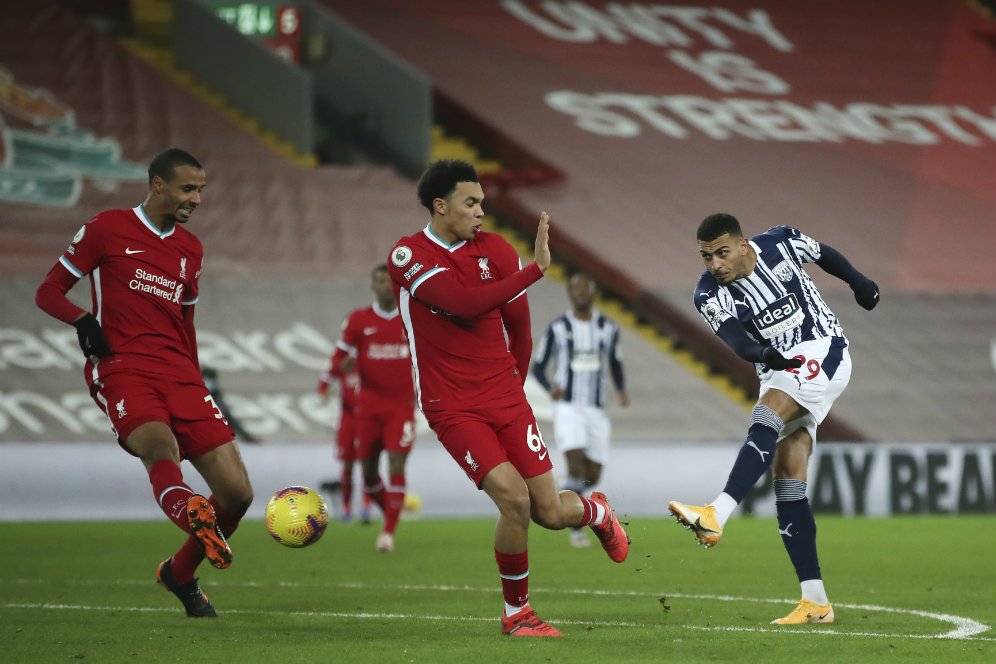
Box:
[493,486,532,527]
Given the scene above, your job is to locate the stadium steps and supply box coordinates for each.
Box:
[122,1,316,167]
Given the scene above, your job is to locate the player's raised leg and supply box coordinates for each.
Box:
[527,470,629,563]
[669,390,802,547]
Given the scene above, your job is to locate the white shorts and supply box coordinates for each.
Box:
[759,337,851,444]
[552,401,611,464]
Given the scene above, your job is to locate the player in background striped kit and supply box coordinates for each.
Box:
[668,213,879,626]
[532,273,628,549]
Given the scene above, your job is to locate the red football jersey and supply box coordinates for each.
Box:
[387,225,528,413]
[338,371,359,412]
[337,303,414,416]
[57,206,204,382]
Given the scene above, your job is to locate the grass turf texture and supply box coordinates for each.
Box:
[2,516,994,663]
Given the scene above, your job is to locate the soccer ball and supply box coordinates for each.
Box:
[264,486,330,548]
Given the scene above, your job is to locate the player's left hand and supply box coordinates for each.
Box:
[72,313,110,358]
[534,211,551,272]
[852,279,880,311]
[618,392,630,407]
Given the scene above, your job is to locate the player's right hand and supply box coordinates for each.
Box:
[761,346,803,371]
[534,211,551,272]
[72,313,110,358]
[852,279,880,311]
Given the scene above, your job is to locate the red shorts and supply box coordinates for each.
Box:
[427,400,552,487]
[355,406,415,459]
[89,370,235,460]
[336,408,358,463]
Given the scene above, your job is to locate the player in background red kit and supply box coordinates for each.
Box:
[324,264,416,552]
[34,149,253,618]
[317,352,373,524]
[387,160,630,638]
[318,264,412,540]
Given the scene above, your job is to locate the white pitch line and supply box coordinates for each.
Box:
[2,602,995,642]
[4,579,992,641]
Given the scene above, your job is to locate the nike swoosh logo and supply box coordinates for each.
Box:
[538,449,548,461]
[692,517,719,534]
[125,248,144,255]
[818,611,831,620]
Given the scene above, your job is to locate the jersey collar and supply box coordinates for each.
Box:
[372,302,400,320]
[133,205,176,239]
[423,223,466,252]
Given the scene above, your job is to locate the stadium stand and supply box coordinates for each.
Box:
[0,0,747,444]
[321,0,996,442]
[2,0,994,444]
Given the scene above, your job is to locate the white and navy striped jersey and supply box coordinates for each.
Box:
[694,226,846,371]
[532,310,625,409]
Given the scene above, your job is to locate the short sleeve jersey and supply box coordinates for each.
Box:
[387,225,526,413]
[336,304,414,416]
[693,226,846,371]
[58,205,204,382]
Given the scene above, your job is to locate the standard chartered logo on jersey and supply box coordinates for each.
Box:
[367,343,409,360]
[129,268,182,304]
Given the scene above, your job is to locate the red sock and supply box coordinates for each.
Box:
[365,478,386,512]
[340,465,354,515]
[576,495,600,527]
[171,496,243,582]
[149,460,194,533]
[495,550,529,610]
[383,472,405,535]
[362,491,373,512]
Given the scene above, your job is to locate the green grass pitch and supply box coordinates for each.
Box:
[2,515,994,662]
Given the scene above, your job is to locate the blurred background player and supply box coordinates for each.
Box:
[532,272,628,549]
[668,213,879,625]
[387,159,629,638]
[317,325,372,524]
[329,263,416,552]
[201,366,259,444]
[34,148,253,618]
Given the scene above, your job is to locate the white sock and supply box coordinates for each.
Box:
[591,500,606,526]
[709,492,738,527]
[801,579,829,605]
[505,602,528,617]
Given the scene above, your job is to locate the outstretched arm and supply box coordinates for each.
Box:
[816,243,880,310]
[414,263,543,317]
[407,211,551,318]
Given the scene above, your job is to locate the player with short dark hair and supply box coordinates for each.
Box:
[388,159,630,638]
[320,263,416,551]
[35,148,253,618]
[532,272,628,549]
[668,212,879,625]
